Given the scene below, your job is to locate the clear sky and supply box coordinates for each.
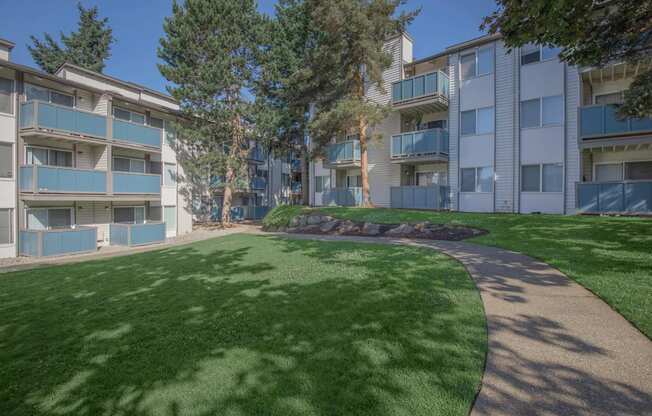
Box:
[0,0,496,95]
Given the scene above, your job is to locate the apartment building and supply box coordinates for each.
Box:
[0,37,284,259]
[309,33,652,215]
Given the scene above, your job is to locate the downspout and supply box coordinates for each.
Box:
[14,71,23,257]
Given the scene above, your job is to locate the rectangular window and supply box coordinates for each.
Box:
[542,95,563,126]
[0,142,12,178]
[521,165,541,192]
[0,78,13,114]
[315,176,323,193]
[113,157,146,173]
[460,53,476,81]
[0,208,12,244]
[164,163,176,186]
[460,168,476,192]
[113,107,131,121]
[541,46,561,61]
[542,163,563,192]
[26,147,73,167]
[281,173,290,187]
[521,44,541,65]
[25,84,50,102]
[416,172,435,186]
[595,92,623,105]
[347,175,361,188]
[113,207,145,224]
[477,47,494,76]
[148,205,162,222]
[131,112,145,125]
[164,206,176,232]
[477,107,495,134]
[595,163,623,182]
[149,116,164,129]
[625,161,652,180]
[425,120,447,130]
[521,99,540,128]
[477,167,493,192]
[49,209,72,228]
[27,208,72,230]
[50,91,74,107]
[461,110,476,136]
[164,120,177,147]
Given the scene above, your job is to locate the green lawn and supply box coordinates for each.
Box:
[0,234,486,416]
[265,206,652,339]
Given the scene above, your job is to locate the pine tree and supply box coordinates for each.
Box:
[28,3,113,74]
[158,0,262,226]
[305,0,418,206]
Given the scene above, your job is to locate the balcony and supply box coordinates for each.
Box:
[291,182,302,193]
[390,185,450,210]
[291,159,301,172]
[20,101,106,140]
[325,140,360,168]
[112,119,162,149]
[19,165,107,194]
[211,205,271,221]
[19,227,97,257]
[112,172,161,194]
[391,70,449,115]
[577,181,652,214]
[390,128,448,163]
[109,222,166,246]
[250,176,267,190]
[248,146,266,163]
[579,105,652,142]
[323,187,362,207]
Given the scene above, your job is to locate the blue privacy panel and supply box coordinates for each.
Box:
[390,129,448,158]
[328,141,360,163]
[390,186,450,210]
[112,119,161,148]
[20,102,35,128]
[31,101,106,138]
[20,166,34,192]
[109,224,130,246]
[577,182,652,214]
[37,166,106,193]
[41,228,97,257]
[112,172,161,194]
[391,71,448,103]
[130,223,166,246]
[323,188,362,207]
[579,105,652,138]
[19,231,39,256]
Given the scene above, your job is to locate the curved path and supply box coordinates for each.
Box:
[264,232,652,416]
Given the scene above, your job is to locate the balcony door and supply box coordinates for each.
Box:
[113,206,145,224]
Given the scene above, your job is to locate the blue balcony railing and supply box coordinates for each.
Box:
[579,105,652,139]
[20,165,106,193]
[211,205,271,222]
[327,140,360,165]
[112,119,162,149]
[323,187,362,206]
[19,227,97,257]
[392,70,449,104]
[109,222,166,246]
[577,181,652,214]
[291,159,301,171]
[248,146,265,163]
[390,185,451,210]
[112,172,161,194]
[391,128,449,159]
[250,176,267,190]
[20,101,107,139]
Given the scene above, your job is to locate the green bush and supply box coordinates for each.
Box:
[262,205,308,229]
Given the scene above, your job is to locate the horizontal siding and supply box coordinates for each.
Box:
[448,53,459,210]
[495,41,515,212]
[565,65,581,213]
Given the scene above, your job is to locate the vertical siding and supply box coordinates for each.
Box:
[448,54,459,210]
[366,36,404,106]
[494,41,515,212]
[565,65,581,213]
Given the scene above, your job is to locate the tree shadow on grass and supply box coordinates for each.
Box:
[0,234,486,416]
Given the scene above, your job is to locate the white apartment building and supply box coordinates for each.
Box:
[0,37,288,259]
[309,33,652,215]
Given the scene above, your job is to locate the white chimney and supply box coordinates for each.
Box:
[0,38,15,61]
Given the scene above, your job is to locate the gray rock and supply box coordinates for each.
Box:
[337,220,360,235]
[385,223,414,237]
[361,222,381,236]
[414,221,431,232]
[302,224,322,233]
[289,216,302,227]
[306,215,323,225]
[320,220,340,233]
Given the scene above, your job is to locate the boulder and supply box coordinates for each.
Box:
[385,223,414,237]
[306,215,324,225]
[361,222,381,236]
[320,220,340,233]
[337,220,360,235]
[414,221,431,232]
[289,215,302,227]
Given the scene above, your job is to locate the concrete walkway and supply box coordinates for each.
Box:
[269,233,652,416]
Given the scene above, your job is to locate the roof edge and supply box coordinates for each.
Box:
[0,38,15,50]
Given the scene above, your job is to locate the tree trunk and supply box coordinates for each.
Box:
[301,148,310,206]
[359,115,371,207]
[221,167,234,226]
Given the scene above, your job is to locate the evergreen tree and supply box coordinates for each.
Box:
[28,3,114,74]
[483,0,652,117]
[305,0,418,206]
[158,0,262,225]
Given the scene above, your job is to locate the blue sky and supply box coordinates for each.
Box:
[0,0,496,95]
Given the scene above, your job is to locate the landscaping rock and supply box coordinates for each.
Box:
[361,222,381,236]
[320,220,340,233]
[337,220,360,235]
[385,223,414,237]
[306,215,323,225]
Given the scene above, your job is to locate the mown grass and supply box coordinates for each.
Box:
[0,234,486,416]
[266,206,652,339]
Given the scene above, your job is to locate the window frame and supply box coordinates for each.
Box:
[0,208,13,245]
[112,156,147,173]
[113,106,147,125]
[25,207,74,230]
[592,160,652,182]
[460,46,494,81]
[113,206,146,224]
[0,77,14,115]
[25,83,75,108]
[521,163,564,193]
[520,44,561,66]
[163,162,177,187]
[520,95,564,129]
[0,141,13,179]
[25,145,74,168]
[461,106,495,136]
[460,166,494,193]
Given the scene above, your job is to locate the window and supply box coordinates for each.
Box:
[315,175,330,193]
[0,142,12,178]
[281,173,290,187]
[149,116,164,129]
[113,107,145,124]
[595,92,623,105]
[625,161,652,180]
[595,163,622,182]
[521,44,560,65]
[113,207,145,224]
[164,163,177,187]
[461,107,494,135]
[164,120,177,147]
[25,84,74,107]
[521,163,563,192]
[521,99,540,128]
[461,167,493,192]
[347,175,361,188]
[26,147,73,167]
[164,206,176,232]
[521,96,563,128]
[542,96,563,125]
[113,157,146,173]
[0,209,12,244]
[424,120,447,130]
[149,205,162,221]
[460,47,493,80]
[0,78,13,114]
[416,172,439,186]
[26,208,73,230]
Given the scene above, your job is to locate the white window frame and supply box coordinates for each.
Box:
[25,207,74,230]
[461,106,495,136]
[0,77,14,116]
[163,205,176,232]
[112,156,146,173]
[113,106,146,125]
[0,141,13,179]
[459,46,494,81]
[163,162,177,187]
[25,145,74,167]
[25,83,75,108]
[520,44,561,66]
[521,163,563,193]
[593,160,652,182]
[594,91,625,105]
[0,208,13,245]
[520,95,564,129]
[112,205,146,224]
[460,166,494,193]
